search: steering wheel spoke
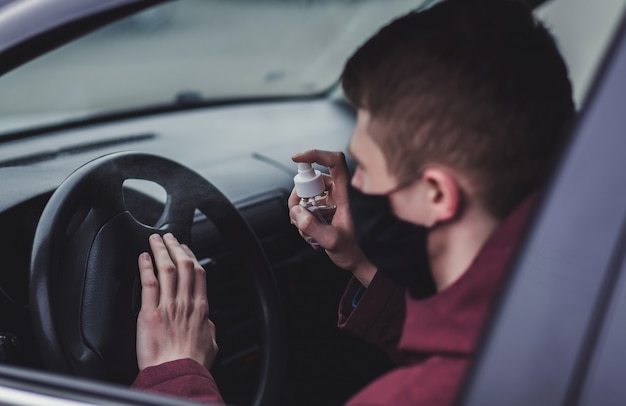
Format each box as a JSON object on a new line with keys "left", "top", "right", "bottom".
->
{"left": 153, "top": 199, "right": 195, "bottom": 244}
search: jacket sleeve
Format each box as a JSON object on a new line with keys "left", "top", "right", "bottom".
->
{"left": 131, "top": 358, "right": 225, "bottom": 405}
{"left": 337, "top": 272, "right": 408, "bottom": 364}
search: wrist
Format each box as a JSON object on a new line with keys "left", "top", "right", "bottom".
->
{"left": 351, "top": 259, "right": 377, "bottom": 288}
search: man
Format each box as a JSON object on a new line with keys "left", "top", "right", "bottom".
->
{"left": 131, "top": 0, "right": 574, "bottom": 404}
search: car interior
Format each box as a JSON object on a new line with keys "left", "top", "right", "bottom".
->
{"left": 0, "top": 0, "right": 625, "bottom": 405}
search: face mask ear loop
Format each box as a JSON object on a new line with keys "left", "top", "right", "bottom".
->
{"left": 382, "top": 166, "right": 430, "bottom": 197}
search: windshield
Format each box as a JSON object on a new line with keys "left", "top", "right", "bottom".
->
{"left": 0, "top": 0, "right": 424, "bottom": 137}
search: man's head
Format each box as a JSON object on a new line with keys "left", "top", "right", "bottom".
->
{"left": 344, "top": 0, "right": 574, "bottom": 222}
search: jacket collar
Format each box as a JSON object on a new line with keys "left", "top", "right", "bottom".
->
{"left": 398, "top": 194, "right": 539, "bottom": 355}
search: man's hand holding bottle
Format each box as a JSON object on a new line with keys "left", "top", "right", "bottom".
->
{"left": 288, "top": 149, "right": 377, "bottom": 287}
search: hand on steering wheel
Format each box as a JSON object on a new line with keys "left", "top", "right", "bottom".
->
{"left": 136, "top": 233, "right": 218, "bottom": 372}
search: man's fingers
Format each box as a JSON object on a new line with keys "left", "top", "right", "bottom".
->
{"left": 180, "top": 242, "right": 201, "bottom": 267}
{"left": 181, "top": 243, "right": 208, "bottom": 305}
{"left": 291, "top": 149, "right": 345, "bottom": 168}
{"left": 149, "top": 234, "right": 177, "bottom": 302}
{"left": 162, "top": 233, "right": 196, "bottom": 301}
{"left": 288, "top": 187, "right": 301, "bottom": 211}
{"left": 138, "top": 251, "right": 159, "bottom": 310}
{"left": 290, "top": 205, "right": 340, "bottom": 248}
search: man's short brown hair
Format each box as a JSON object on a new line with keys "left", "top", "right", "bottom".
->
{"left": 341, "top": 0, "right": 574, "bottom": 219}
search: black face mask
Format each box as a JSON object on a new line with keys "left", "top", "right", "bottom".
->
{"left": 347, "top": 183, "right": 436, "bottom": 298}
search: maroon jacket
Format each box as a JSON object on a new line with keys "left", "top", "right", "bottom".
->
{"left": 132, "top": 197, "right": 536, "bottom": 405}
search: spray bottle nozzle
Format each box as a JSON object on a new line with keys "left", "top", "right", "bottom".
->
{"left": 297, "top": 162, "right": 315, "bottom": 177}
{"left": 293, "top": 162, "right": 325, "bottom": 198}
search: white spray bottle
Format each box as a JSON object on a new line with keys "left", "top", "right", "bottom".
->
{"left": 293, "top": 162, "right": 337, "bottom": 245}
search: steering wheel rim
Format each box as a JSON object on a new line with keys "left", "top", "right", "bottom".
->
{"left": 29, "top": 151, "right": 285, "bottom": 406}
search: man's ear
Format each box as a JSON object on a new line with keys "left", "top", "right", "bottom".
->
{"left": 422, "top": 167, "right": 461, "bottom": 225}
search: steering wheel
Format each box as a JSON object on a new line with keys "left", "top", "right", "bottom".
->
{"left": 29, "top": 151, "right": 285, "bottom": 406}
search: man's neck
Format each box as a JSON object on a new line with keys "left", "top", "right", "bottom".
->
{"left": 428, "top": 207, "right": 500, "bottom": 292}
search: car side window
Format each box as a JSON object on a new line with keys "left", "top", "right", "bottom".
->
{"left": 535, "top": 0, "right": 626, "bottom": 106}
